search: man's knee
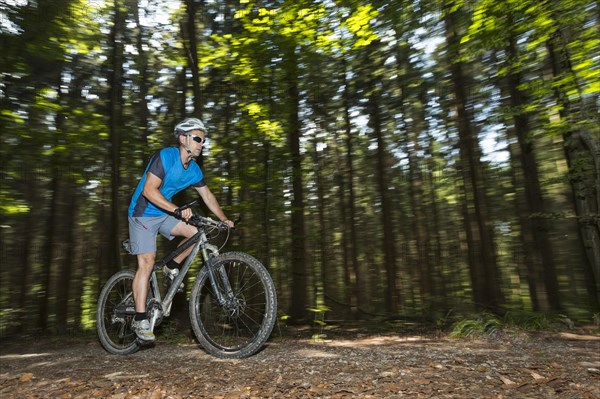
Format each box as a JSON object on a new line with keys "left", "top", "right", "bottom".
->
{"left": 137, "top": 253, "right": 155, "bottom": 271}
{"left": 171, "top": 221, "right": 196, "bottom": 238}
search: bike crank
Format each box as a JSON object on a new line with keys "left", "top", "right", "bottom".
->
{"left": 147, "top": 298, "right": 164, "bottom": 330}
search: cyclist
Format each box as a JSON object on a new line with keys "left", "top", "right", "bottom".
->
{"left": 127, "top": 117, "right": 234, "bottom": 342}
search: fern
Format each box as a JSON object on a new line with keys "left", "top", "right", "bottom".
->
{"left": 450, "top": 312, "right": 502, "bottom": 338}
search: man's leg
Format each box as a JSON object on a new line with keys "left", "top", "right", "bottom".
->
{"left": 162, "top": 222, "right": 198, "bottom": 292}
{"left": 170, "top": 221, "right": 199, "bottom": 264}
{"left": 132, "top": 252, "right": 156, "bottom": 342}
{"left": 133, "top": 252, "right": 155, "bottom": 313}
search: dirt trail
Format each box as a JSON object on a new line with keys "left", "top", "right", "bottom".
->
{"left": 1, "top": 331, "right": 599, "bottom": 398}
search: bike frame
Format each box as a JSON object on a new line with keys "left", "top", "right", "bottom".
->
{"left": 98, "top": 208, "right": 277, "bottom": 358}
{"left": 146, "top": 223, "right": 232, "bottom": 330}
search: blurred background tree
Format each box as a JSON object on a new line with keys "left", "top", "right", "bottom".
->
{"left": 0, "top": 0, "right": 598, "bottom": 335}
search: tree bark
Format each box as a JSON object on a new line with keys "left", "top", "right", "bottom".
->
{"left": 502, "top": 31, "right": 561, "bottom": 311}
{"left": 368, "top": 87, "right": 399, "bottom": 314}
{"left": 184, "top": 0, "right": 203, "bottom": 116}
{"left": 341, "top": 59, "right": 361, "bottom": 317}
{"left": 546, "top": 33, "right": 600, "bottom": 308}
{"left": 108, "top": 0, "right": 125, "bottom": 273}
{"left": 397, "top": 38, "right": 433, "bottom": 312}
{"left": 444, "top": 4, "right": 503, "bottom": 311}
{"left": 286, "top": 46, "right": 308, "bottom": 321}
{"left": 131, "top": 0, "right": 151, "bottom": 161}
{"left": 38, "top": 165, "right": 61, "bottom": 332}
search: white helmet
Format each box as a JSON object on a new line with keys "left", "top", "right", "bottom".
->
{"left": 174, "top": 117, "right": 207, "bottom": 139}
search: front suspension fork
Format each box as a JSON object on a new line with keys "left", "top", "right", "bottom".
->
{"left": 203, "top": 247, "right": 234, "bottom": 306}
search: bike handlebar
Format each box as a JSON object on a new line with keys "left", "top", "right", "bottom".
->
{"left": 172, "top": 200, "right": 197, "bottom": 218}
{"left": 171, "top": 200, "right": 237, "bottom": 230}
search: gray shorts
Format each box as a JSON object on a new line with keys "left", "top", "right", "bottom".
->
{"left": 128, "top": 215, "right": 180, "bottom": 255}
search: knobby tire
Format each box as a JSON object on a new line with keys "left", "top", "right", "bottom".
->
{"left": 96, "top": 269, "right": 141, "bottom": 355}
{"left": 189, "top": 252, "right": 277, "bottom": 359}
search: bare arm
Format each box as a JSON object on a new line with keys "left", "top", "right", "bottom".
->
{"left": 142, "top": 172, "right": 231, "bottom": 225}
{"left": 195, "top": 185, "right": 234, "bottom": 227}
{"left": 141, "top": 172, "right": 179, "bottom": 214}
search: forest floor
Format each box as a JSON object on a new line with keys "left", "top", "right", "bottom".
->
{"left": 1, "top": 325, "right": 599, "bottom": 399}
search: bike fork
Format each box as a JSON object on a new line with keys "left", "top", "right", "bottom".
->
{"left": 206, "top": 259, "right": 235, "bottom": 306}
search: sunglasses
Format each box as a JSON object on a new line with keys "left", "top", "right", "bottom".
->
{"left": 191, "top": 135, "right": 207, "bottom": 144}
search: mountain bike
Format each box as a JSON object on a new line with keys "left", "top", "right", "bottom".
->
{"left": 96, "top": 201, "right": 277, "bottom": 358}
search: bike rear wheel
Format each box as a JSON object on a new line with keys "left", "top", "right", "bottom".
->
{"left": 96, "top": 269, "right": 140, "bottom": 355}
{"left": 189, "top": 252, "right": 277, "bottom": 358}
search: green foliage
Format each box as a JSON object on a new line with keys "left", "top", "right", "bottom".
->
{"left": 450, "top": 311, "right": 578, "bottom": 338}
{"left": 279, "top": 312, "right": 291, "bottom": 324}
{"left": 0, "top": 202, "right": 30, "bottom": 216}
{"left": 308, "top": 305, "right": 330, "bottom": 326}
{"left": 503, "top": 311, "right": 575, "bottom": 331}
{"left": 0, "top": 0, "right": 598, "bottom": 335}
{"left": 307, "top": 305, "right": 331, "bottom": 342}
{"left": 0, "top": 308, "right": 21, "bottom": 336}
{"left": 450, "top": 312, "right": 503, "bottom": 338}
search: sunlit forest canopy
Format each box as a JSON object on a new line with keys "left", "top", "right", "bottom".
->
{"left": 0, "top": 0, "right": 598, "bottom": 335}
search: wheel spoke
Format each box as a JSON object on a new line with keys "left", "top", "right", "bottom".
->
{"left": 97, "top": 270, "right": 140, "bottom": 355}
{"left": 189, "top": 252, "right": 277, "bottom": 358}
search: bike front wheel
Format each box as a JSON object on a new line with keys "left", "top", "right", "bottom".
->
{"left": 189, "top": 252, "right": 277, "bottom": 358}
{"left": 96, "top": 269, "right": 140, "bottom": 355}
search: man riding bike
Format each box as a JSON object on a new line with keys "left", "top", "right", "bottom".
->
{"left": 127, "top": 117, "right": 234, "bottom": 342}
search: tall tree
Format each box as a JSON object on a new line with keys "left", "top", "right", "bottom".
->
{"left": 285, "top": 41, "right": 309, "bottom": 321}
{"left": 463, "top": 0, "right": 563, "bottom": 311}
{"left": 183, "top": 0, "right": 203, "bottom": 116}
{"left": 341, "top": 58, "right": 361, "bottom": 317}
{"left": 502, "top": 28, "right": 560, "bottom": 311}
{"left": 107, "top": 0, "right": 125, "bottom": 273}
{"left": 443, "top": 0, "right": 503, "bottom": 311}
{"left": 367, "top": 78, "right": 399, "bottom": 313}
{"left": 546, "top": 26, "right": 600, "bottom": 307}
{"left": 130, "top": 0, "right": 151, "bottom": 158}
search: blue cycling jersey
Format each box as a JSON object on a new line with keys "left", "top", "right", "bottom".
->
{"left": 128, "top": 147, "right": 205, "bottom": 217}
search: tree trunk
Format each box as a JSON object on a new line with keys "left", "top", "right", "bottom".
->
{"left": 286, "top": 47, "right": 308, "bottom": 321}
{"left": 16, "top": 176, "right": 39, "bottom": 332}
{"left": 131, "top": 0, "right": 151, "bottom": 161}
{"left": 444, "top": 5, "right": 503, "bottom": 311}
{"left": 425, "top": 132, "right": 449, "bottom": 312}
{"left": 398, "top": 40, "right": 433, "bottom": 312}
{"left": 342, "top": 59, "right": 360, "bottom": 317}
{"left": 547, "top": 33, "right": 600, "bottom": 308}
{"left": 333, "top": 127, "right": 353, "bottom": 318}
{"left": 503, "top": 32, "right": 561, "bottom": 311}
{"left": 368, "top": 87, "right": 399, "bottom": 314}
{"left": 409, "top": 87, "right": 433, "bottom": 312}
{"left": 38, "top": 169, "right": 61, "bottom": 332}
{"left": 108, "top": 0, "right": 125, "bottom": 273}
{"left": 312, "top": 125, "right": 328, "bottom": 310}
{"left": 263, "top": 78, "right": 273, "bottom": 269}
{"left": 184, "top": 0, "right": 202, "bottom": 116}
{"left": 54, "top": 78, "right": 77, "bottom": 333}
{"left": 55, "top": 183, "right": 77, "bottom": 333}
